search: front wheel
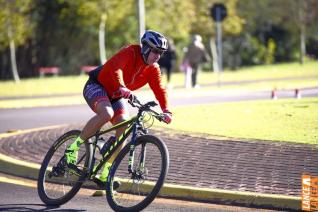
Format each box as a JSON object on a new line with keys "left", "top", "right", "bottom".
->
{"left": 37, "top": 130, "right": 93, "bottom": 206}
{"left": 106, "top": 135, "right": 169, "bottom": 212}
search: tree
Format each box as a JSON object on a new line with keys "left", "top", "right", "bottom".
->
{"left": 189, "top": 0, "right": 244, "bottom": 70}
{"left": 188, "top": 0, "right": 243, "bottom": 37}
{"left": 295, "top": 0, "right": 318, "bottom": 64}
{"left": 32, "top": 0, "right": 135, "bottom": 74}
{"left": 145, "top": 0, "right": 195, "bottom": 42}
{"left": 0, "top": 0, "right": 33, "bottom": 82}
{"left": 68, "top": 0, "right": 135, "bottom": 64}
{"left": 238, "top": 0, "right": 318, "bottom": 64}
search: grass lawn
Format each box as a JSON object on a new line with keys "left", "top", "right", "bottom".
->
{"left": 161, "top": 98, "right": 318, "bottom": 145}
{"left": 0, "top": 60, "right": 317, "bottom": 97}
{"left": 167, "top": 60, "right": 318, "bottom": 89}
{"left": 0, "top": 75, "right": 88, "bottom": 97}
{"left": 0, "top": 61, "right": 317, "bottom": 144}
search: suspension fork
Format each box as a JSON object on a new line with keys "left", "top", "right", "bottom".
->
{"left": 128, "top": 123, "right": 138, "bottom": 174}
{"left": 139, "top": 143, "right": 147, "bottom": 172}
{"left": 127, "top": 123, "right": 148, "bottom": 175}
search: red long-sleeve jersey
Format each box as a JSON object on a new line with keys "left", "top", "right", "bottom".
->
{"left": 92, "top": 44, "right": 168, "bottom": 110}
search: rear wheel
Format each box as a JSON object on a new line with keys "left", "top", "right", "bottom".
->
{"left": 106, "top": 135, "right": 169, "bottom": 212}
{"left": 37, "top": 130, "right": 93, "bottom": 206}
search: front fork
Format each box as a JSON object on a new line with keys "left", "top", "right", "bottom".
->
{"left": 128, "top": 123, "right": 147, "bottom": 175}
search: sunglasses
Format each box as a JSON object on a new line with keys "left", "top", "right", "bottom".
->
{"left": 151, "top": 48, "right": 164, "bottom": 55}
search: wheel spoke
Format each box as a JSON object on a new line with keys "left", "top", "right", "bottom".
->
{"left": 106, "top": 135, "right": 169, "bottom": 211}
{"left": 37, "top": 130, "right": 90, "bottom": 206}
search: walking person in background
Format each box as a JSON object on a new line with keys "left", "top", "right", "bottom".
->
{"left": 158, "top": 38, "right": 177, "bottom": 89}
{"left": 182, "top": 34, "right": 209, "bottom": 88}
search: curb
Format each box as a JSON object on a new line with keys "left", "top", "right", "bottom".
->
{"left": 0, "top": 128, "right": 301, "bottom": 211}
{"left": 159, "top": 184, "right": 300, "bottom": 210}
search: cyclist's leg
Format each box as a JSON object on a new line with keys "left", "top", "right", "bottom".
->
{"left": 80, "top": 100, "right": 114, "bottom": 140}
{"left": 99, "top": 99, "right": 129, "bottom": 181}
{"left": 66, "top": 79, "right": 114, "bottom": 165}
{"left": 111, "top": 98, "right": 130, "bottom": 138}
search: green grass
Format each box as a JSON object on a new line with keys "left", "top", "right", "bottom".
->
{"left": 161, "top": 98, "right": 318, "bottom": 145}
{"left": 0, "top": 60, "right": 317, "bottom": 97}
{"left": 0, "top": 75, "right": 88, "bottom": 97}
{"left": 0, "top": 61, "right": 317, "bottom": 144}
{"left": 168, "top": 60, "right": 318, "bottom": 89}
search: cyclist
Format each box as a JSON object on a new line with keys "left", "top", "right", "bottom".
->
{"left": 65, "top": 30, "right": 172, "bottom": 185}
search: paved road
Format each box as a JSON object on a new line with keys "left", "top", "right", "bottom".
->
{"left": 0, "top": 173, "right": 279, "bottom": 212}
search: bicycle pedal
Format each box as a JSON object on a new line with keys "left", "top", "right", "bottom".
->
{"left": 92, "top": 178, "right": 106, "bottom": 189}
{"left": 92, "top": 178, "right": 121, "bottom": 190}
{"left": 66, "top": 163, "right": 85, "bottom": 176}
{"left": 50, "top": 166, "right": 65, "bottom": 177}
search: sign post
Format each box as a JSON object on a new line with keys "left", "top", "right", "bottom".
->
{"left": 210, "top": 4, "right": 227, "bottom": 72}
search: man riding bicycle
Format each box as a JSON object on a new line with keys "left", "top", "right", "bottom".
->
{"left": 65, "top": 30, "right": 173, "bottom": 185}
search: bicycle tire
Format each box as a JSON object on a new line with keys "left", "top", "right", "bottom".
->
{"left": 106, "top": 135, "right": 169, "bottom": 212}
{"left": 37, "top": 130, "right": 93, "bottom": 206}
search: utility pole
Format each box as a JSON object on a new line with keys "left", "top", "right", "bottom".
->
{"left": 137, "top": 0, "right": 145, "bottom": 41}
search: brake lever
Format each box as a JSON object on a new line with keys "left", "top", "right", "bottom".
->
{"left": 128, "top": 94, "right": 141, "bottom": 107}
{"left": 154, "top": 113, "right": 165, "bottom": 122}
{"left": 148, "top": 101, "right": 158, "bottom": 107}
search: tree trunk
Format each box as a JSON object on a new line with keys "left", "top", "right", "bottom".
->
{"left": 298, "top": 0, "right": 307, "bottom": 65}
{"left": 8, "top": 27, "right": 20, "bottom": 83}
{"left": 99, "top": 13, "right": 107, "bottom": 65}
{"left": 299, "top": 24, "right": 306, "bottom": 64}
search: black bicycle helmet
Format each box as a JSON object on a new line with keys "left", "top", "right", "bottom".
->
{"left": 141, "top": 30, "right": 168, "bottom": 63}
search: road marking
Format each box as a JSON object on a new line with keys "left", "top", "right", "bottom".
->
{"left": 0, "top": 176, "right": 36, "bottom": 188}
{"left": 0, "top": 174, "right": 97, "bottom": 196}
{"left": 0, "top": 124, "right": 67, "bottom": 139}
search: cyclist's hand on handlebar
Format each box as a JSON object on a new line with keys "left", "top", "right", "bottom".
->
{"left": 113, "top": 86, "right": 131, "bottom": 99}
{"left": 162, "top": 109, "right": 172, "bottom": 124}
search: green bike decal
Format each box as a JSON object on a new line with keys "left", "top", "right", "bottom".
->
{"left": 102, "top": 124, "right": 133, "bottom": 158}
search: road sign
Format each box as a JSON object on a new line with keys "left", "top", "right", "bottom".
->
{"left": 210, "top": 3, "right": 227, "bottom": 22}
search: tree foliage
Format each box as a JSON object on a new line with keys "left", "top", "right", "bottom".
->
{"left": 145, "top": 0, "right": 195, "bottom": 42}
{"left": 189, "top": 0, "right": 244, "bottom": 37}
{"left": 0, "top": 0, "right": 33, "bottom": 50}
{"left": 0, "top": 0, "right": 317, "bottom": 80}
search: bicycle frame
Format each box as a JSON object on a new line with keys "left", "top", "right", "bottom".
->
{"left": 89, "top": 113, "right": 145, "bottom": 178}
{"left": 38, "top": 96, "right": 168, "bottom": 210}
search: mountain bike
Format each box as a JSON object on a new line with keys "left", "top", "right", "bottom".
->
{"left": 37, "top": 95, "right": 170, "bottom": 212}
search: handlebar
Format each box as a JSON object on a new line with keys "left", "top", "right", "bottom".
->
{"left": 128, "top": 95, "right": 166, "bottom": 123}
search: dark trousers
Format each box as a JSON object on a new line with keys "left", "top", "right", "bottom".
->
{"left": 190, "top": 63, "right": 199, "bottom": 87}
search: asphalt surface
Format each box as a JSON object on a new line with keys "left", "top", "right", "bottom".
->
{"left": 0, "top": 175, "right": 278, "bottom": 212}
